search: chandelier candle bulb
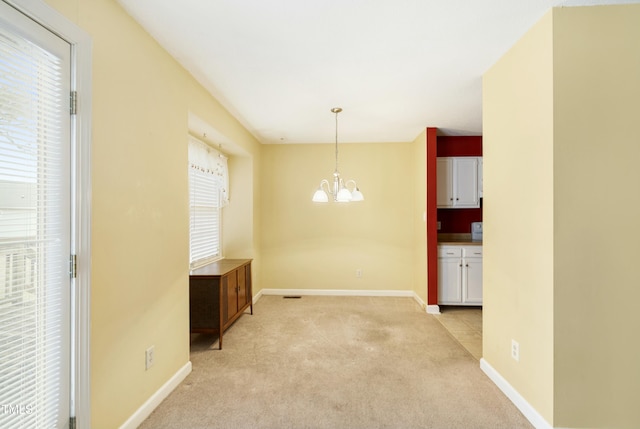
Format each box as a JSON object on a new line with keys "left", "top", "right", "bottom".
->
{"left": 312, "top": 107, "right": 364, "bottom": 203}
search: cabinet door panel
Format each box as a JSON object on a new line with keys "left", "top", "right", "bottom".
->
{"left": 438, "top": 257, "right": 462, "bottom": 304}
{"left": 437, "top": 158, "right": 453, "bottom": 207}
{"left": 237, "top": 265, "right": 247, "bottom": 306}
{"left": 454, "top": 158, "right": 479, "bottom": 207}
{"left": 243, "top": 264, "right": 252, "bottom": 306}
{"left": 478, "top": 157, "right": 483, "bottom": 198}
{"left": 226, "top": 273, "right": 238, "bottom": 321}
{"left": 463, "top": 258, "right": 483, "bottom": 304}
{"left": 221, "top": 277, "right": 229, "bottom": 323}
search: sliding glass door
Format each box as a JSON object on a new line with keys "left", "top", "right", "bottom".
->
{"left": 0, "top": 1, "right": 72, "bottom": 427}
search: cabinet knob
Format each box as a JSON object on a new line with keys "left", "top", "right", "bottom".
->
{"left": 465, "top": 264, "right": 469, "bottom": 267}
{"left": 456, "top": 198, "right": 459, "bottom": 201}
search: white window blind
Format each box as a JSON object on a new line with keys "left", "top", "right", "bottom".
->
{"left": 0, "top": 4, "right": 71, "bottom": 428}
{"left": 188, "top": 136, "right": 229, "bottom": 268}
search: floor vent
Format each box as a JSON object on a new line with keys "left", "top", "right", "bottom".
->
{"left": 283, "top": 296, "right": 302, "bottom": 299}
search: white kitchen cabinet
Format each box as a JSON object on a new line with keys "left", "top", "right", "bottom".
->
{"left": 437, "top": 157, "right": 480, "bottom": 208}
{"left": 478, "top": 157, "right": 483, "bottom": 198}
{"left": 438, "top": 245, "right": 483, "bottom": 305}
{"left": 437, "top": 246, "right": 462, "bottom": 303}
{"left": 462, "top": 247, "right": 483, "bottom": 304}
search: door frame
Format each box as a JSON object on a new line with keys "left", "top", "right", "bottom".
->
{"left": 3, "top": 1, "right": 93, "bottom": 427}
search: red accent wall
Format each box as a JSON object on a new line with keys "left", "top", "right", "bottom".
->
{"left": 438, "top": 207, "right": 483, "bottom": 233}
{"left": 437, "top": 136, "right": 482, "bottom": 233}
{"left": 437, "top": 136, "right": 482, "bottom": 157}
{"left": 426, "top": 128, "right": 438, "bottom": 307}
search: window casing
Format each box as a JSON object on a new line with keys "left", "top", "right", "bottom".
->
{"left": 188, "top": 136, "right": 229, "bottom": 269}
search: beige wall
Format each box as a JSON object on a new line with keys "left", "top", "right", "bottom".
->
{"left": 484, "top": 4, "right": 640, "bottom": 428}
{"left": 552, "top": 5, "right": 640, "bottom": 428}
{"left": 260, "top": 142, "right": 418, "bottom": 293}
{"left": 44, "top": 0, "right": 262, "bottom": 427}
{"left": 482, "top": 10, "right": 555, "bottom": 422}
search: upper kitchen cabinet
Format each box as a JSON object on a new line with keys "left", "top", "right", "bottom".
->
{"left": 478, "top": 157, "right": 483, "bottom": 198}
{"left": 437, "top": 157, "right": 480, "bottom": 208}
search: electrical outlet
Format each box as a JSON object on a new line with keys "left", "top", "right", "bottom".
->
{"left": 511, "top": 340, "right": 519, "bottom": 362}
{"left": 145, "top": 346, "right": 155, "bottom": 370}
{"left": 355, "top": 269, "right": 363, "bottom": 278}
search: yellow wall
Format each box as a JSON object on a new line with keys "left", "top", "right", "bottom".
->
{"left": 482, "top": 10, "right": 555, "bottom": 422}
{"left": 260, "top": 142, "right": 417, "bottom": 293}
{"left": 552, "top": 5, "right": 640, "bottom": 428}
{"left": 224, "top": 155, "right": 256, "bottom": 259}
{"left": 43, "top": 0, "right": 262, "bottom": 427}
{"left": 484, "top": 4, "right": 640, "bottom": 428}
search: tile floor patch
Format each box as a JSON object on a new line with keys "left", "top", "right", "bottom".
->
{"left": 433, "top": 306, "right": 482, "bottom": 360}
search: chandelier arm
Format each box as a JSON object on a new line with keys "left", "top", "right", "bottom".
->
{"left": 319, "top": 179, "right": 331, "bottom": 194}
{"left": 345, "top": 179, "right": 357, "bottom": 191}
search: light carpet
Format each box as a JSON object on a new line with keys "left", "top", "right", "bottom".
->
{"left": 140, "top": 295, "right": 532, "bottom": 429}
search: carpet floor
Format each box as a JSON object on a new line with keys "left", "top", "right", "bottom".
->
{"left": 140, "top": 295, "right": 533, "bottom": 429}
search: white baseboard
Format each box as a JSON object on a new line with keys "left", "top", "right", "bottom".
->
{"left": 259, "top": 288, "right": 416, "bottom": 298}
{"left": 119, "top": 361, "right": 192, "bottom": 429}
{"left": 480, "top": 358, "right": 554, "bottom": 429}
{"left": 256, "top": 288, "right": 428, "bottom": 312}
{"left": 412, "top": 293, "right": 426, "bottom": 310}
{"left": 426, "top": 304, "right": 440, "bottom": 314}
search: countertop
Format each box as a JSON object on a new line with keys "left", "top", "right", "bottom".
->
{"left": 437, "top": 233, "right": 482, "bottom": 246}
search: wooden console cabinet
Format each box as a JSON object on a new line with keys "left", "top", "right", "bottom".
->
{"left": 189, "top": 259, "right": 253, "bottom": 349}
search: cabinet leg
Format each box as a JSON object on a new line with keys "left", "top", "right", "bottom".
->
{"left": 218, "top": 319, "right": 223, "bottom": 350}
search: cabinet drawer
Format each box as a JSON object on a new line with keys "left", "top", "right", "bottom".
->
{"left": 438, "top": 246, "right": 462, "bottom": 257}
{"left": 462, "top": 246, "right": 483, "bottom": 257}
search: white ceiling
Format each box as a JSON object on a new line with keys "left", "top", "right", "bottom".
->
{"left": 118, "top": 0, "right": 637, "bottom": 144}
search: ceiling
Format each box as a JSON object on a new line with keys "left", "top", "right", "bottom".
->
{"left": 117, "top": 0, "right": 637, "bottom": 144}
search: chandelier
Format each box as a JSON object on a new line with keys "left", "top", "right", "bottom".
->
{"left": 312, "top": 107, "right": 364, "bottom": 203}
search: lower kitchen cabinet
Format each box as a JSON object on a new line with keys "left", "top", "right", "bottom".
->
{"left": 438, "top": 245, "right": 482, "bottom": 305}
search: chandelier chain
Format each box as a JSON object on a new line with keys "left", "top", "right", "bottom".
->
{"left": 333, "top": 108, "right": 340, "bottom": 174}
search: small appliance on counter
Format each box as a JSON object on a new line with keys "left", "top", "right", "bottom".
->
{"left": 471, "top": 222, "right": 483, "bottom": 242}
